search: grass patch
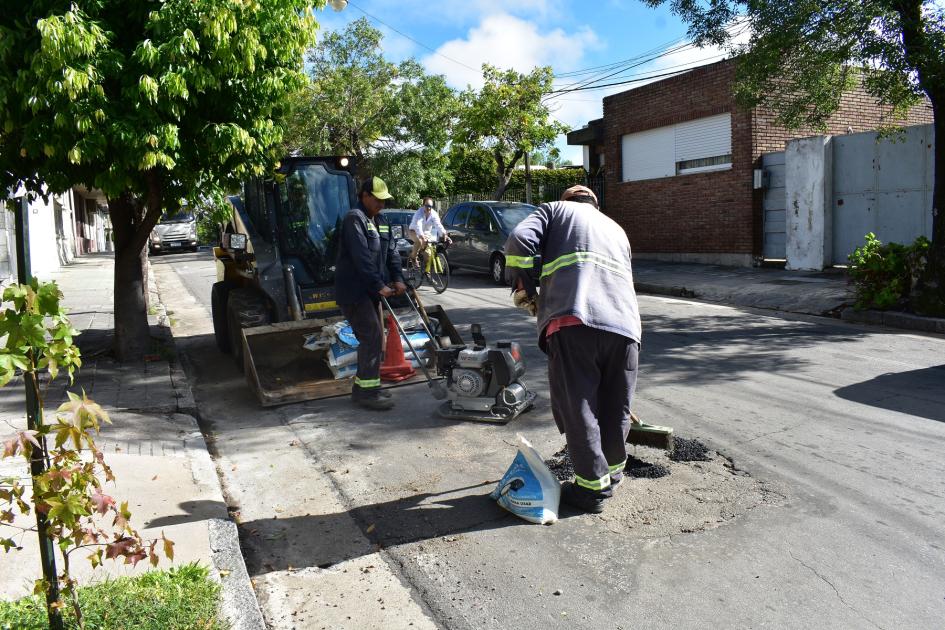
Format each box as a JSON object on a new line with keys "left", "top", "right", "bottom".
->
{"left": 0, "top": 563, "right": 226, "bottom": 630}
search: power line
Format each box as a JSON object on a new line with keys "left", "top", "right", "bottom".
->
{"left": 552, "top": 35, "right": 689, "bottom": 79}
{"left": 346, "top": 0, "right": 482, "bottom": 74}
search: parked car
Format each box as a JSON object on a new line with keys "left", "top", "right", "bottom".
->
{"left": 150, "top": 210, "right": 198, "bottom": 253}
{"left": 441, "top": 201, "right": 539, "bottom": 284}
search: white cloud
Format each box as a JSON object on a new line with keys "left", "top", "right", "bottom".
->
{"left": 422, "top": 13, "right": 599, "bottom": 90}
{"left": 547, "top": 21, "right": 750, "bottom": 164}
{"left": 365, "top": 0, "right": 564, "bottom": 26}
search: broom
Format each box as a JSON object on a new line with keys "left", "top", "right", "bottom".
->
{"left": 627, "top": 410, "right": 674, "bottom": 451}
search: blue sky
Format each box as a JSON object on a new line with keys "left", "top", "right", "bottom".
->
{"left": 314, "top": 0, "right": 733, "bottom": 164}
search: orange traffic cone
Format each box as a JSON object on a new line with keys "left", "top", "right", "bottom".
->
{"left": 380, "top": 314, "right": 416, "bottom": 382}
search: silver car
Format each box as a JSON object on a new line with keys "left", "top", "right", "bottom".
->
{"left": 150, "top": 211, "right": 198, "bottom": 253}
{"left": 442, "top": 201, "right": 538, "bottom": 284}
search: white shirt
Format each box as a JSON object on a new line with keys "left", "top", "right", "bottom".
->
{"left": 409, "top": 207, "right": 445, "bottom": 240}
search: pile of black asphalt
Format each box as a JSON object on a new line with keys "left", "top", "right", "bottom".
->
{"left": 669, "top": 437, "right": 712, "bottom": 462}
{"left": 545, "top": 445, "right": 672, "bottom": 480}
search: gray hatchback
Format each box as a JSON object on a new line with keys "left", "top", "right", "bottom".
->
{"left": 442, "top": 201, "right": 538, "bottom": 284}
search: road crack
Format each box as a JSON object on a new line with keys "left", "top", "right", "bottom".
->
{"left": 788, "top": 551, "right": 884, "bottom": 630}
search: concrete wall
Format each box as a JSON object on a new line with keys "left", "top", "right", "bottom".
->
{"left": 2, "top": 188, "right": 82, "bottom": 283}
{"left": 781, "top": 124, "right": 934, "bottom": 269}
{"left": 785, "top": 136, "right": 833, "bottom": 270}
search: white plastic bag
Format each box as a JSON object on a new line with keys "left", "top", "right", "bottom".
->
{"left": 490, "top": 434, "right": 560, "bottom": 525}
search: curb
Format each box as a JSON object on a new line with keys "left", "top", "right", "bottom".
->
{"left": 841, "top": 307, "right": 945, "bottom": 334}
{"left": 147, "top": 260, "right": 265, "bottom": 630}
{"left": 635, "top": 281, "right": 698, "bottom": 299}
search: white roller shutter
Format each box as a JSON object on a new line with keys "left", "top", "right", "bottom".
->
{"left": 622, "top": 126, "right": 675, "bottom": 182}
{"left": 675, "top": 113, "right": 731, "bottom": 162}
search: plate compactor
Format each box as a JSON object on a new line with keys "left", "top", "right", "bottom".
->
{"left": 433, "top": 324, "right": 536, "bottom": 423}
{"left": 382, "top": 294, "right": 536, "bottom": 424}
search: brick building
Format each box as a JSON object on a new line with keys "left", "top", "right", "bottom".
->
{"left": 568, "top": 59, "right": 934, "bottom": 266}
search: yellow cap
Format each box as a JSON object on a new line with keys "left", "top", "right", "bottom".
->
{"left": 362, "top": 176, "right": 393, "bottom": 200}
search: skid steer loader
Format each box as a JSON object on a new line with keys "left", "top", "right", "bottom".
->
{"left": 211, "top": 156, "right": 462, "bottom": 406}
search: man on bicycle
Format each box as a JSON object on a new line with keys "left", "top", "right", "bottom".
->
{"left": 408, "top": 197, "right": 451, "bottom": 270}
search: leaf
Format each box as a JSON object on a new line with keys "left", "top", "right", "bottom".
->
{"left": 90, "top": 491, "right": 115, "bottom": 516}
{"left": 162, "top": 533, "right": 175, "bottom": 562}
{"left": 105, "top": 537, "right": 136, "bottom": 560}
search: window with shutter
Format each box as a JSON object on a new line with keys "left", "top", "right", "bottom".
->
{"left": 621, "top": 113, "right": 732, "bottom": 182}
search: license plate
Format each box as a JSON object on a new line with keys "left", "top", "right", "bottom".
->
{"left": 170, "top": 242, "right": 181, "bottom": 247}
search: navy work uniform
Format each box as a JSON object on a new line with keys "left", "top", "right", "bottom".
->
{"left": 334, "top": 198, "right": 403, "bottom": 404}
{"left": 504, "top": 185, "right": 642, "bottom": 512}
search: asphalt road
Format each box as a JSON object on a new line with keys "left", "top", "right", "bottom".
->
{"left": 152, "top": 249, "right": 945, "bottom": 630}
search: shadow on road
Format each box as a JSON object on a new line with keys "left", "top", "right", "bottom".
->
{"left": 238, "top": 481, "right": 572, "bottom": 576}
{"left": 833, "top": 365, "right": 945, "bottom": 423}
{"left": 640, "top": 312, "right": 866, "bottom": 385}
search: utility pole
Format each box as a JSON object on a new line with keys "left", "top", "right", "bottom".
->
{"left": 14, "top": 197, "right": 64, "bottom": 630}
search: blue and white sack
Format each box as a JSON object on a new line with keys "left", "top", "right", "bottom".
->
{"left": 490, "top": 434, "right": 560, "bottom": 525}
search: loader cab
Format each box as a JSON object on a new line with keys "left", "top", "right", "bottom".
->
{"left": 219, "top": 156, "right": 356, "bottom": 322}
{"left": 274, "top": 158, "right": 355, "bottom": 287}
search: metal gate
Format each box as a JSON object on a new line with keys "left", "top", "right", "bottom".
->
{"left": 832, "top": 125, "right": 934, "bottom": 263}
{"left": 762, "top": 151, "right": 786, "bottom": 259}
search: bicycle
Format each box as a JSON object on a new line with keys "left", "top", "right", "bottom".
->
{"left": 405, "top": 239, "right": 450, "bottom": 294}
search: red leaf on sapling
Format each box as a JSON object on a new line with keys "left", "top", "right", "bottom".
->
{"left": 90, "top": 491, "right": 114, "bottom": 516}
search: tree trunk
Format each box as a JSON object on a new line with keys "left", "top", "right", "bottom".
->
{"left": 493, "top": 173, "right": 512, "bottom": 200}
{"left": 916, "top": 94, "right": 945, "bottom": 315}
{"left": 492, "top": 149, "right": 524, "bottom": 200}
{"left": 109, "top": 194, "right": 152, "bottom": 361}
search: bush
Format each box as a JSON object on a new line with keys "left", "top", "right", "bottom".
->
{"left": 847, "top": 232, "right": 930, "bottom": 310}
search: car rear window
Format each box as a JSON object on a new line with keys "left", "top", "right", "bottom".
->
{"left": 492, "top": 204, "right": 537, "bottom": 230}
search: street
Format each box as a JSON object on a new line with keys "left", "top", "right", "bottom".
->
{"left": 152, "top": 249, "right": 945, "bottom": 630}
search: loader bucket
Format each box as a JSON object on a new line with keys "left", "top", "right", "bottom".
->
{"left": 240, "top": 305, "right": 463, "bottom": 407}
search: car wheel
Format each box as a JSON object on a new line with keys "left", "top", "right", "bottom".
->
{"left": 226, "top": 288, "right": 271, "bottom": 372}
{"left": 211, "top": 281, "right": 236, "bottom": 354}
{"left": 491, "top": 254, "right": 506, "bottom": 285}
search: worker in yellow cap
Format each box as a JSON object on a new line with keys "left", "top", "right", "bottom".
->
{"left": 504, "top": 185, "right": 642, "bottom": 513}
{"left": 335, "top": 177, "right": 407, "bottom": 410}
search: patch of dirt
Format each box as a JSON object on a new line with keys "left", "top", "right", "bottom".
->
{"left": 544, "top": 439, "right": 781, "bottom": 537}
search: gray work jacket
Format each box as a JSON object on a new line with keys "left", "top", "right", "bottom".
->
{"left": 504, "top": 200, "right": 642, "bottom": 350}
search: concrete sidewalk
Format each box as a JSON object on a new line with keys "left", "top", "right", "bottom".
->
{"left": 632, "top": 259, "right": 853, "bottom": 316}
{"left": 0, "top": 254, "right": 261, "bottom": 629}
{"left": 632, "top": 259, "right": 945, "bottom": 333}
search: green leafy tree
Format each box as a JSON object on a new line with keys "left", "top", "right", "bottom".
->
{"left": 455, "top": 65, "right": 569, "bottom": 199}
{"left": 0, "top": 1, "right": 321, "bottom": 360}
{"left": 286, "top": 18, "right": 458, "bottom": 207}
{"left": 446, "top": 146, "right": 498, "bottom": 195}
{"left": 644, "top": 0, "right": 945, "bottom": 314}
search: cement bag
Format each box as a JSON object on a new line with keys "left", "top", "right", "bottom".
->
{"left": 490, "top": 434, "right": 560, "bottom": 525}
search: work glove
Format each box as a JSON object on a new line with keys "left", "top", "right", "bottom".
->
{"left": 512, "top": 289, "right": 538, "bottom": 317}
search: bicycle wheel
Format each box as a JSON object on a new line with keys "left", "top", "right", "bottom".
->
{"left": 429, "top": 253, "right": 450, "bottom": 294}
{"left": 405, "top": 263, "right": 424, "bottom": 289}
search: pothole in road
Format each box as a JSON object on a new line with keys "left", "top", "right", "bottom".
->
{"left": 544, "top": 439, "right": 779, "bottom": 537}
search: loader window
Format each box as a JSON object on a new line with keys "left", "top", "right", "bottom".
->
{"left": 279, "top": 163, "right": 351, "bottom": 284}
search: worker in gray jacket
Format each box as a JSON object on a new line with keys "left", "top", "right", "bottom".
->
{"left": 505, "top": 185, "right": 642, "bottom": 513}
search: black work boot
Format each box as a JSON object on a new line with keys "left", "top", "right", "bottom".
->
{"left": 352, "top": 385, "right": 394, "bottom": 410}
{"left": 352, "top": 383, "right": 391, "bottom": 399}
{"left": 561, "top": 482, "right": 607, "bottom": 514}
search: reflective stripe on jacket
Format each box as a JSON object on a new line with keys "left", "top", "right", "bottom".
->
{"left": 504, "top": 200, "right": 641, "bottom": 349}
